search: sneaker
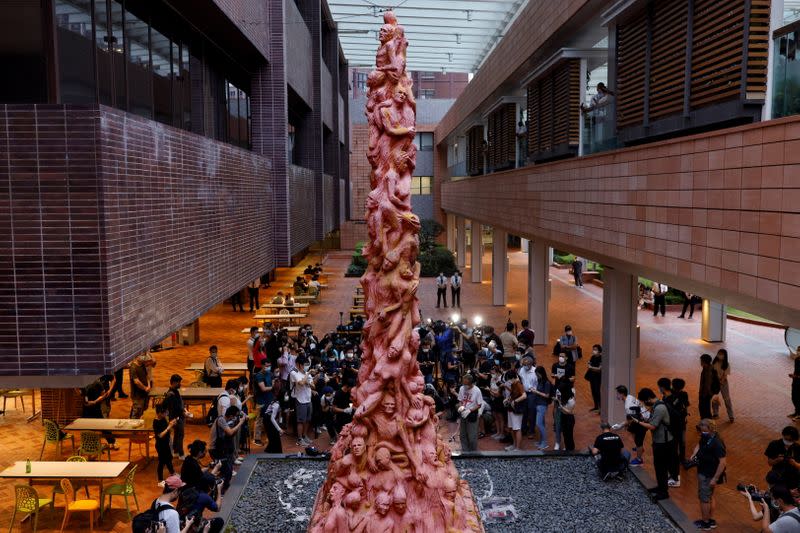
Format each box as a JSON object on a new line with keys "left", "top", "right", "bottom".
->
{"left": 157, "top": 481, "right": 166, "bottom": 488}
{"left": 706, "top": 519, "right": 717, "bottom": 529}
{"left": 630, "top": 458, "right": 644, "bottom": 466}
{"left": 692, "top": 520, "right": 706, "bottom": 530}
{"left": 237, "top": 455, "right": 245, "bottom": 461}
{"left": 668, "top": 478, "right": 681, "bottom": 487}
{"left": 538, "top": 444, "right": 549, "bottom": 450}
{"left": 234, "top": 458, "right": 243, "bottom": 465}
{"left": 554, "top": 444, "right": 560, "bottom": 451}
{"left": 490, "top": 434, "right": 504, "bottom": 441}
{"left": 231, "top": 470, "right": 237, "bottom": 477}
{"left": 504, "top": 445, "right": 517, "bottom": 451}
{"left": 296, "top": 440, "right": 305, "bottom": 446}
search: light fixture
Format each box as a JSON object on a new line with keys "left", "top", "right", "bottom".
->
{"left": 466, "top": 10, "right": 473, "bottom": 21}
{"left": 474, "top": 315, "right": 482, "bottom": 326}
{"left": 441, "top": 67, "right": 447, "bottom": 75}
{"left": 448, "top": 53, "right": 453, "bottom": 63}
{"left": 456, "top": 34, "right": 462, "bottom": 44}
{"left": 451, "top": 312, "right": 460, "bottom": 323}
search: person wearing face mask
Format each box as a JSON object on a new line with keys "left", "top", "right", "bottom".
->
{"left": 689, "top": 419, "right": 727, "bottom": 530}
{"left": 550, "top": 353, "right": 575, "bottom": 390}
{"left": 765, "top": 426, "right": 800, "bottom": 491}
{"left": 532, "top": 366, "right": 554, "bottom": 450}
{"left": 760, "top": 484, "right": 800, "bottom": 533}
{"left": 290, "top": 355, "right": 314, "bottom": 446}
{"left": 635, "top": 387, "right": 675, "bottom": 501}
{"left": 457, "top": 373, "right": 483, "bottom": 452}
{"left": 558, "top": 325, "right": 580, "bottom": 363}
{"left": 340, "top": 349, "right": 359, "bottom": 384}
{"left": 518, "top": 356, "right": 538, "bottom": 440}
{"left": 417, "top": 341, "right": 436, "bottom": 385}
{"left": 584, "top": 344, "right": 603, "bottom": 412}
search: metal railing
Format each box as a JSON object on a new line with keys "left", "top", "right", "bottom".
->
{"left": 581, "top": 101, "right": 618, "bottom": 156}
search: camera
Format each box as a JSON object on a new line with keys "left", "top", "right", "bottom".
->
{"left": 737, "top": 484, "right": 771, "bottom": 503}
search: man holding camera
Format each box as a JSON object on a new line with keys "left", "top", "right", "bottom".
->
{"left": 690, "top": 419, "right": 727, "bottom": 530}
{"left": 590, "top": 422, "right": 630, "bottom": 480}
{"left": 457, "top": 373, "right": 482, "bottom": 452}
{"left": 765, "top": 426, "right": 800, "bottom": 490}
{"left": 760, "top": 485, "right": 800, "bottom": 533}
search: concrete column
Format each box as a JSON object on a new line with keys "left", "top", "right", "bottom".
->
{"left": 527, "top": 241, "right": 549, "bottom": 345}
{"left": 471, "top": 222, "right": 482, "bottom": 283}
{"left": 456, "top": 217, "right": 466, "bottom": 269}
{"left": 446, "top": 214, "right": 456, "bottom": 251}
{"left": 701, "top": 300, "right": 727, "bottom": 342}
{"left": 491, "top": 228, "right": 507, "bottom": 306}
{"left": 601, "top": 268, "right": 639, "bottom": 424}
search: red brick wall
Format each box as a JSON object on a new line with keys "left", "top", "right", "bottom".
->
{"left": 441, "top": 117, "right": 800, "bottom": 324}
{"left": 0, "top": 104, "right": 274, "bottom": 379}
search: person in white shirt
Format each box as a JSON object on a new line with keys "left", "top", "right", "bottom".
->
{"left": 517, "top": 356, "right": 538, "bottom": 438}
{"left": 290, "top": 355, "right": 314, "bottom": 446}
{"left": 435, "top": 272, "right": 449, "bottom": 308}
{"left": 247, "top": 278, "right": 260, "bottom": 312}
{"left": 450, "top": 271, "right": 462, "bottom": 308}
{"left": 611, "top": 385, "right": 650, "bottom": 466}
{"left": 457, "top": 373, "right": 483, "bottom": 451}
{"left": 652, "top": 282, "right": 668, "bottom": 317}
{"left": 155, "top": 475, "right": 196, "bottom": 533}
{"left": 246, "top": 326, "right": 259, "bottom": 376}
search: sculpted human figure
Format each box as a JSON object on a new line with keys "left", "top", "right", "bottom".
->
{"left": 309, "top": 11, "right": 482, "bottom": 533}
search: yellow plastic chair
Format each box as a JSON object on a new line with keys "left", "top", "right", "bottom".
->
{"left": 128, "top": 409, "right": 156, "bottom": 461}
{"left": 51, "top": 456, "right": 90, "bottom": 507}
{"left": 77, "top": 431, "right": 111, "bottom": 461}
{"left": 58, "top": 478, "right": 100, "bottom": 533}
{"left": 9, "top": 485, "right": 52, "bottom": 533}
{"left": 100, "top": 465, "right": 139, "bottom": 520}
{"left": 39, "top": 419, "right": 75, "bottom": 459}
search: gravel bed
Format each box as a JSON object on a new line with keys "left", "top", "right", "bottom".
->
{"left": 226, "top": 456, "right": 677, "bottom": 533}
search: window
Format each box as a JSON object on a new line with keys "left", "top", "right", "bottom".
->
{"left": 411, "top": 176, "right": 431, "bottom": 195}
{"left": 786, "top": 0, "right": 800, "bottom": 25}
{"left": 126, "top": 9, "right": 151, "bottom": 118}
{"left": 55, "top": 0, "right": 95, "bottom": 104}
{"left": 413, "top": 132, "right": 434, "bottom": 150}
{"left": 420, "top": 89, "right": 435, "bottom": 99}
{"left": 772, "top": 31, "right": 800, "bottom": 118}
{"left": 355, "top": 72, "right": 367, "bottom": 93}
{"left": 420, "top": 71, "right": 436, "bottom": 80}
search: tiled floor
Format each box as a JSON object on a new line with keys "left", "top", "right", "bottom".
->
{"left": 0, "top": 248, "right": 790, "bottom": 532}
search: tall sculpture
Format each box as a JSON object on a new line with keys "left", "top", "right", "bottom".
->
{"left": 308, "top": 12, "right": 483, "bottom": 533}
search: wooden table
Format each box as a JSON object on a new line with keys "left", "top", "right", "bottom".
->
{"left": 294, "top": 294, "right": 320, "bottom": 303}
{"left": 64, "top": 418, "right": 148, "bottom": 433}
{"left": 184, "top": 362, "right": 248, "bottom": 374}
{"left": 0, "top": 460, "right": 130, "bottom": 515}
{"left": 240, "top": 326, "right": 300, "bottom": 334}
{"left": 253, "top": 313, "right": 307, "bottom": 326}
{"left": 261, "top": 302, "right": 309, "bottom": 311}
{"left": 149, "top": 387, "right": 224, "bottom": 401}
{"left": 350, "top": 308, "right": 365, "bottom": 320}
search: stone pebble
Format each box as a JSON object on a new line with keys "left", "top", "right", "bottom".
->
{"left": 227, "top": 456, "right": 677, "bottom": 532}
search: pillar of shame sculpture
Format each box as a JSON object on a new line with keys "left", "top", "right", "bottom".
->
{"left": 308, "top": 11, "right": 483, "bottom": 533}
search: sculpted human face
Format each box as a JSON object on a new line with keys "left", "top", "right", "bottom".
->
{"left": 382, "top": 396, "right": 396, "bottom": 415}
{"left": 351, "top": 437, "right": 366, "bottom": 458}
{"left": 375, "top": 448, "right": 391, "bottom": 468}
{"left": 376, "top": 496, "right": 391, "bottom": 516}
{"left": 393, "top": 87, "right": 408, "bottom": 104}
{"left": 379, "top": 25, "right": 393, "bottom": 43}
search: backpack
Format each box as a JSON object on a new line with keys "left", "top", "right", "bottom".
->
{"left": 132, "top": 499, "right": 174, "bottom": 533}
{"left": 205, "top": 393, "right": 227, "bottom": 426}
{"left": 664, "top": 393, "right": 688, "bottom": 426}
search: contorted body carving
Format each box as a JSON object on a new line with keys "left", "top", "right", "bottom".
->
{"left": 309, "top": 12, "right": 483, "bottom": 533}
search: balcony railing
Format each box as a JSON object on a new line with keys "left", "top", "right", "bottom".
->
{"left": 581, "top": 101, "right": 618, "bottom": 156}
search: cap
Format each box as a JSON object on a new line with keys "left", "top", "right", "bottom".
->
{"left": 164, "top": 475, "right": 185, "bottom": 490}
{"left": 170, "top": 374, "right": 182, "bottom": 383}
{"left": 322, "top": 386, "right": 334, "bottom": 394}
{"left": 696, "top": 418, "right": 716, "bottom": 432}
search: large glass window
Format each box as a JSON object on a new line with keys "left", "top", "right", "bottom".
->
{"left": 413, "top": 132, "right": 433, "bottom": 150}
{"left": 772, "top": 31, "right": 800, "bottom": 118}
{"left": 0, "top": 2, "right": 47, "bottom": 102}
{"left": 151, "top": 27, "right": 171, "bottom": 124}
{"left": 55, "top": 0, "right": 95, "bottom": 104}
{"left": 786, "top": 1, "right": 800, "bottom": 26}
{"left": 125, "top": 10, "right": 151, "bottom": 118}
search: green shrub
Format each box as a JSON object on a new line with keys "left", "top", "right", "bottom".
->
{"left": 345, "top": 264, "right": 366, "bottom": 277}
{"left": 553, "top": 252, "right": 575, "bottom": 265}
{"left": 419, "top": 245, "right": 457, "bottom": 277}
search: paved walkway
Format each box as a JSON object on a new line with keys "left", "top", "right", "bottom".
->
{"left": 0, "top": 248, "right": 790, "bottom": 531}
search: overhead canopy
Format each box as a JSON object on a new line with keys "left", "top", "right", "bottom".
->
{"left": 327, "top": 0, "right": 527, "bottom": 73}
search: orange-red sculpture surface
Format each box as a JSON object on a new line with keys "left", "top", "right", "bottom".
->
{"left": 308, "top": 12, "right": 483, "bottom": 533}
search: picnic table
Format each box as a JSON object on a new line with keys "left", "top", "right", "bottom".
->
{"left": 253, "top": 313, "right": 307, "bottom": 326}
{"left": 261, "top": 302, "right": 310, "bottom": 311}
{"left": 184, "top": 362, "right": 248, "bottom": 374}
{"left": 240, "top": 326, "right": 300, "bottom": 334}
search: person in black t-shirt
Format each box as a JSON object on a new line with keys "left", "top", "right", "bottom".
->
{"left": 765, "top": 426, "right": 800, "bottom": 490}
{"left": 417, "top": 341, "right": 436, "bottom": 385}
{"left": 162, "top": 374, "right": 189, "bottom": 459}
{"left": 591, "top": 423, "right": 629, "bottom": 479}
{"left": 551, "top": 354, "right": 575, "bottom": 389}
{"left": 331, "top": 381, "right": 354, "bottom": 434}
{"left": 790, "top": 350, "right": 800, "bottom": 419}
{"left": 82, "top": 378, "right": 118, "bottom": 449}
{"left": 153, "top": 404, "right": 176, "bottom": 483}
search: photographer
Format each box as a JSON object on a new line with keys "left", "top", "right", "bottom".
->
{"left": 154, "top": 476, "right": 197, "bottom": 533}
{"left": 761, "top": 485, "right": 800, "bottom": 532}
{"left": 611, "top": 385, "right": 649, "bottom": 467}
{"left": 689, "top": 419, "right": 727, "bottom": 530}
{"left": 417, "top": 340, "right": 436, "bottom": 385}
{"left": 765, "top": 426, "right": 800, "bottom": 490}
{"left": 457, "top": 373, "right": 482, "bottom": 452}
{"left": 181, "top": 440, "right": 222, "bottom": 490}
{"left": 180, "top": 475, "right": 225, "bottom": 533}
{"left": 634, "top": 387, "right": 675, "bottom": 501}
{"left": 208, "top": 406, "right": 246, "bottom": 494}
{"left": 590, "top": 422, "right": 630, "bottom": 480}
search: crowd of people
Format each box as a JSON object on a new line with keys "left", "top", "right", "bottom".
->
{"left": 72, "top": 262, "right": 799, "bottom": 532}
